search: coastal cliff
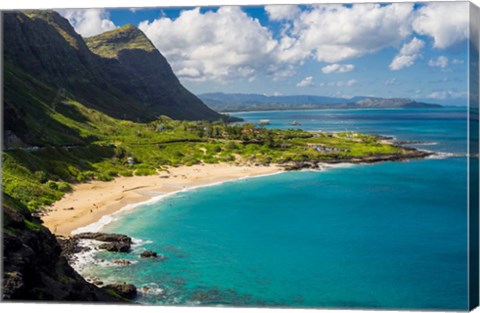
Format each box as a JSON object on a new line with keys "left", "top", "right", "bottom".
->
{"left": 2, "top": 194, "right": 123, "bottom": 301}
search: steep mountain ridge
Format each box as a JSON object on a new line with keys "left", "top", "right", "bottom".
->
{"left": 86, "top": 25, "right": 221, "bottom": 121}
{"left": 3, "top": 10, "right": 224, "bottom": 123}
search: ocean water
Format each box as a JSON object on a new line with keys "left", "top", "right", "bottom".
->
{"left": 81, "top": 107, "right": 469, "bottom": 310}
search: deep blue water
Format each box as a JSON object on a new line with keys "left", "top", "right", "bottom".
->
{"left": 84, "top": 107, "right": 469, "bottom": 310}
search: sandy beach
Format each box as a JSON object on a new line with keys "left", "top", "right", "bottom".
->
{"left": 42, "top": 163, "right": 283, "bottom": 236}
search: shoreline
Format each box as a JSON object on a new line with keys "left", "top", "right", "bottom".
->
{"left": 42, "top": 147, "right": 434, "bottom": 237}
{"left": 42, "top": 163, "right": 283, "bottom": 237}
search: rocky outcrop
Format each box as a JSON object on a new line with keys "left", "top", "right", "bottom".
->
{"left": 73, "top": 232, "right": 132, "bottom": 243}
{"left": 140, "top": 251, "right": 157, "bottom": 258}
{"left": 57, "top": 236, "right": 91, "bottom": 262}
{"left": 73, "top": 232, "right": 132, "bottom": 253}
{"left": 281, "top": 150, "right": 432, "bottom": 171}
{"left": 99, "top": 242, "right": 131, "bottom": 253}
{"left": 112, "top": 259, "right": 132, "bottom": 266}
{"left": 2, "top": 194, "right": 124, "bottom": 302}
{"left": 103, "top": 284, "right": 137, "bottom": 300}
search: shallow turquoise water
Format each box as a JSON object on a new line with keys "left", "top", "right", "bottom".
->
{"left": 85, "top": 108, "right": 469, "bottom": 310}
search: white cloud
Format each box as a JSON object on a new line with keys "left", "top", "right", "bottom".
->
{"left": 389, "top": 37, "right": 425, "bottom": 71}
{"left": 139, "top": 7, "right": 278, "bottom": 82}
{"left": 56, "top": 9, "right": 116, "bottom": 37}
{"left": 130, "top": 2, "right": 468, "bottom": 83}
{"left": 271, "top": 65, "right": 298, "bottom": 81}
{"left": 452, "top": 59, "right": 465, "bottom": 65}
{"left": 427, "top": 90, "right": 467, "bottom": 100}
{"left": 288, "top": 3, "right": 415, "bottom": 63}
{"left": 176, "top": 67, "right": 202, "bottom": 78}
{"left": 296, "top": 76, "right": 314, "bottom": 87}
{"left": 265, "top": 5, "right": 301, "bottom": 21}
{"left": 273, "top": 2, "right": 467, "bottom": 66}
{"left": 428, "top": 56, "right": 449, "bottom": 68}
{"left": 321, "top": 64, "right": 355, "bottom": 74}
{"left": 412, "top": 2, "right": 469, "bottom": 49}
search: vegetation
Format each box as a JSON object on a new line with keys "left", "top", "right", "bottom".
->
{"left": 3, "top": 90, "right": 409, "bottom": 212}
{"left": 1, "top": 10, "right": 420, "bottom": 220}
{"left": 85, "top": 24, "right": 156, "bottom": 59}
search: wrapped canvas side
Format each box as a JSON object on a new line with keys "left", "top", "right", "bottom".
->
{"left": 469, "top": 1, "right": 480, "bottom": 311}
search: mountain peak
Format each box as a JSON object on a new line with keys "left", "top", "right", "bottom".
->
{"left": 85, "top": 24, "right": 156, "bottom": 58}
{"left": 22, "top": 10, "right": 87, "bottom": 50}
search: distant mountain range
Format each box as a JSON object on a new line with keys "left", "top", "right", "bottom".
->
{"left": 198, "top": 93, "right": 443, "bottom": 112}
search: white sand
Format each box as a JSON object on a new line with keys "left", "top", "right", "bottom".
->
{"left": 42, "top": 163, "right": 283, "bottom": 236}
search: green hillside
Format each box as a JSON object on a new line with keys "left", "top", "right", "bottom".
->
{"left": 3, "top": 10, "right": 226, "bottom": 122}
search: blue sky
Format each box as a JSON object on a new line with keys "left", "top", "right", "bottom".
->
{"left": 58, "top": 2, "right": 470, "bottom": 105}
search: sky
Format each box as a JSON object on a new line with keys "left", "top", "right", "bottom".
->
{"left": 56, "top": 2, "right": 471, "bottom": 105}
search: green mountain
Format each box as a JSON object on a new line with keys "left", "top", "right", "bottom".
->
{"left": 3, "top": 10, "right": 225, "bottom": 124}
{"left": 1, "top": 9, "right": 227, "bottom": 301}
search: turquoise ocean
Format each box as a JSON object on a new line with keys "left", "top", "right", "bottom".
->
{"left": 80, "top": 107, "right": 469, "bottom": 310}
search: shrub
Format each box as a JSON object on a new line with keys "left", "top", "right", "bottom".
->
{"left": 135, "top": 167, "right": 156, "bottom": 176}
{"left": 105, "top": 169, "right": 118, "bottom": 177}
{"left": 27, "top": 200, "right": 42, "bottom": 211}
{"left": 221, "top": 155, "right": 235, "bottom": 162}
{"left": 33, "top": 171, "right": 48, "bottom": 183}
{"left": 45, "top": 180, "right": 58, "bottom": 190}
{"left": 96, "top": 172, "right": 114, "bottom": 181}
{"left": 225, "top": 142, "right": 237, "bottom": 150}
{"left": 118, "top": 170, "right": 133, "bottom": 177}
{"left": 57, "top": 182, "right": 73, "bottom": 192}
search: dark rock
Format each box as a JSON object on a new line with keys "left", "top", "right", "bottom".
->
{"left": 73, "top": 232, "right": 132, "bottom": 253}
{"left": 92, "top": 280, "right": 104, "bottom": 286}
{"left": 2, "top": 194, "right": 124, "bottom": 302}
{"left": 3, "top": 272, "right": 25, "bottom": 298}
{"left": 57, "top": 236, "right": 91, "bottom": 262}
{"left": 73, "top": 232, "right": 132, "bottom": 244}
{"left": 112, "top": 259, "right": 132, "bottom": 266}
{"left": 103, "top": 283, "right": 137, "bottom": 299}
{"left": 140, "top": 250, "right": 157, "bottom": 258}
{"left": 99, "top": 242, "right": 130, "bottom": 253}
